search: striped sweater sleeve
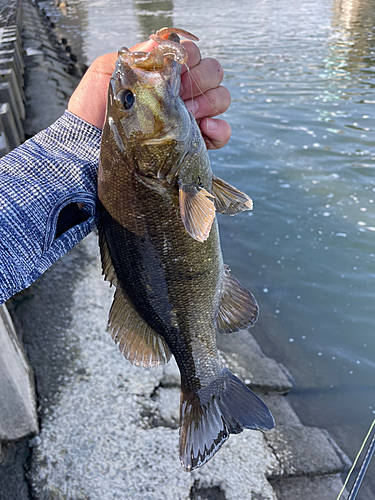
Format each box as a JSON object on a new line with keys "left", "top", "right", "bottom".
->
{"left": 0, "top": 110, "right": 102, "bottom": 305}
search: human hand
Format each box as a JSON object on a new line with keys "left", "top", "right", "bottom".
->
{"left": 68, "top": 38, "right": 231, "bottom": 150}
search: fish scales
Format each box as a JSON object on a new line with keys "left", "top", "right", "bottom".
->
{"left": 98, "top": 27, "right": 274, "bottom": 471}
{"left": 100, "top": 189, "right": 223, "bottom": 389}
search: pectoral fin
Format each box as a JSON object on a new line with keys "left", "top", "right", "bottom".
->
{"left": 179, "top": 182, "right": 216, "bottom": 242}
{"left": 99, "top": 225, "right": 171, "bottom": 367}
{"left": 216, "top": 265, "right": 259, "bottom": 333}
{"left": 212, "top": 176, "right": 253, "bottom": 215}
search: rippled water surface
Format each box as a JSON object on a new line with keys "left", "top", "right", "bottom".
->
{"left": 42, "top": 0, "right": 375, "bottom": 493}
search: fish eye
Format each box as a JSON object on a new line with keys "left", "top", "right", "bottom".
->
{"left": 118, "top": 89, "right": 135, "bottom": 110}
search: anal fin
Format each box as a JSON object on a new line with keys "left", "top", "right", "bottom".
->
{"left": 179, "top": 181, "right": 216, "bottom": 242}
{"left": 216, "top": 265, "right": 259, "bottom": 333}
{"left": 212, "top": 175, "right": 253, "bottom": 215}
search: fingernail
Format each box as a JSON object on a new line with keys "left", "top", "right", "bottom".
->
{"left": 206, "top": 118, "right": 218, "bottom": 131}
{"left": 187, "top": 100, "right": 199, "bottom": 115}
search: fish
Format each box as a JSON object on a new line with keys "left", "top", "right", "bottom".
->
{"left": 97, "top": 27, "right": 275, "bottom": 471}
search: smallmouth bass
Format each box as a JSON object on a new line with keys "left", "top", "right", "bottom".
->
{"left": 98, "top": 28, "right": 274, "bottom": 471}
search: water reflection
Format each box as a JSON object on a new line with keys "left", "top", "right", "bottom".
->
{"left": 332, "top": 0, "right": 375, "bottom": 66}
{"left": 326, "top": 0, "right": 375, "bottom": 86}
{"left": 134, "top": 0, "right": 173, "bottom": 39}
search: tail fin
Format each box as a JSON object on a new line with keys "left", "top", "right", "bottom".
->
{"left": 179, "top": 367, "right": 274, "bottom": 471}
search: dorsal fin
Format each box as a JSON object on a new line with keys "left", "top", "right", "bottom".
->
{"left": 212, "top": 176, "right": 253, "bottom": 215}
{"left": 216, "top": 265, "right": 259, "bottom": 334}
{"left": 99, "top": 226, "right": 171, "bottom": 367}
{"left": 178, "top": 181, "right": 216, "bottom": 242}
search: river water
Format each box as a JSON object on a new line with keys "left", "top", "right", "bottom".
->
{"left": 41, "top": 0, "right": 375, "bottom": 494}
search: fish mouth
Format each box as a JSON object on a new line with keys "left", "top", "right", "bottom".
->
{"left": 141, "top": 127, "right": 179, "bottom": 145}
{"left": 141, "top": 113, "right": 191, "bottom": 146}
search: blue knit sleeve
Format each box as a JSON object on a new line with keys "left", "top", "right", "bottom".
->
{"left": 0, "top": 110, "right": 102, "bottom": 304}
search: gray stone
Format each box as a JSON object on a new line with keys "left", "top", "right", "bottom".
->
{"left": 153, "top": 386, "right": 180, "bottom": 429}
{"left": 265, "top": 425, "right": 344, "bottom": 477}
{"left": 1, "top": 36, "right": 23, "bottom": 66}
{"left": 0, "top": 40, "right": 24, "bottom": 75}
{"left": 0, "top": 304, "right": 38, "bottom": 441}
{"left": 270, "top": 475, "right": 349, "bottom": 500}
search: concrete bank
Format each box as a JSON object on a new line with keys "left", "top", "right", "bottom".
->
{"left": 0, "top": 0, "right": 25, "bottom": 155}
{"left": 1, "top": 1, "right": 350, "bottom": 499}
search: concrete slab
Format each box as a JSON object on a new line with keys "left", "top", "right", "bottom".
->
{"left": 0, "top": 68, "right": 25, "bottom": 119}
{"left": 152, "top": 385, "right": 180, "bottom": 429}
{"left": 0, "top": 56, "right": 23, "bottom": 88}
{"left": 265, "top": 425, "right": 344, "bottom": 477}
{"left": 270, "top": 475, "right": 348, "bottom": 500}
{"left": 262, "top": 395, "right": 302, "bottom": 427}
{"left": 217, "top": 331, "right": 293, "bottom": 394}
{"left": 0, "top": 440, "right": 31, "bottom": 500}
{"left": 0, "top": 304, "right": 38, "bottom": 441}
{"left": 0, "top": 101, "right": 20, "bottom": 149}
{"left": 0, "top": 127, "right": 9, "bottom": 156}
{"left": 0, "top": 81, "right": 24, "bottom": 139}
{"left": 21, "top": 0, "right": 79, "bottom": 135}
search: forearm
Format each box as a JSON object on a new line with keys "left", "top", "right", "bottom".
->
{"left": 0, "top": 111, "right": 101, "bottom": 304}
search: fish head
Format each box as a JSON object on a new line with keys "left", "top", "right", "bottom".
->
{"left": 103, "top": 35, "right": 191, "bottom": 180}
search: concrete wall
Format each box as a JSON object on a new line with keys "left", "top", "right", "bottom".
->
{"left": 0, "top": 1, "right": 24, "bottom": 156}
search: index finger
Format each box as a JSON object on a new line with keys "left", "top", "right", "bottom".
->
{"left": 130, "top": 39, "right": 157, "bottom": 53}
{"left": 131, "top": 38, "right": 201, "bottom": 74}
{"left": 180, "top": 40, "right": 201, "bottom": 74}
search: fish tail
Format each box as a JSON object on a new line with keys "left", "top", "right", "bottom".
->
{"left": 179, "top": 367, "right": 274, "bottom": 471}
